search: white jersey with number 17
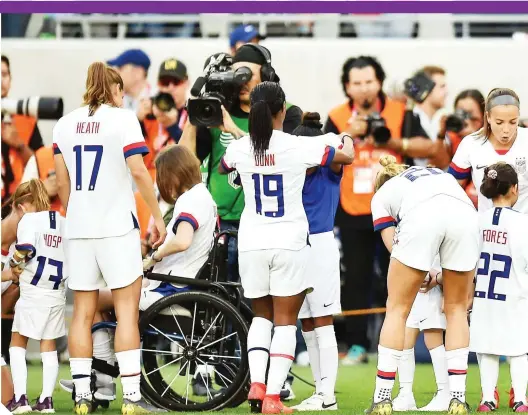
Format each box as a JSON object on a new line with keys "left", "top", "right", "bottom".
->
{"left": 221, "top": 130, "right": 338, "bottom": 252}
{"left": 52, "top": 104, "right": 149, "bottom": 239}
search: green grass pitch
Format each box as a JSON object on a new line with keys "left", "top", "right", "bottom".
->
{"left": 21, "top": 361, "right": 517, "bottom": 414}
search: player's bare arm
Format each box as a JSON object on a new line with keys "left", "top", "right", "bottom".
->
{"left": 54, "top": 153, "right": 71, "bottom": 213}
{"left": 126, "top": 153, "right": 167, "bottom": 248}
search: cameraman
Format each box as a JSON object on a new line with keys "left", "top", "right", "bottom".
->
{"left": 1, "top": 55, "right": 44, "bottom": 202}
{"left": 180, "top": 44, "right": 303, "bottom": 282}
{"left": 140, "top": 58, "right": 190, "bottom": 179}
{"left": 324, "top": 56, "right": 408, "bottom": 366}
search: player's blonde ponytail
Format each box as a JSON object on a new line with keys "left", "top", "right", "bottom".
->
{"left": 374, "top": 155, "right": 408, "bottom": 192}
{"left": 11, "top": 179, "right": 50, "bottom": 212}
{"left": 83, "top": 61, "right": 124, "bottom": 116}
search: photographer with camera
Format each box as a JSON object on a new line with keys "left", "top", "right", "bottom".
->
{"left": 180, "top": 44, "right": 302, "bottom": 283}
{"left": 324, "top": 55, "right": 408, "bottom": 366}
{"left": 1, "top": 55, "right": 45, "bottom": 202}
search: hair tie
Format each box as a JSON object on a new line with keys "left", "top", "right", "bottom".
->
{"left": 487, "top": 169, "right": 498, "bottom": 179}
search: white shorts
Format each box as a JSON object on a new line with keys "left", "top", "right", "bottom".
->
{"left": 139, "top": 281, "right": 191, "bottom": 318}
{"left": 406, "top": 286, "right": 446, "bottom": 331}
{"left": 12, "top": 301, "right": 66, "bottom": 340}
{"left": 299, "top": 232, "right": 341, "bottom": 319}
{"left": 65, "top": 229, "right": 143, "bottom": 291}
{"left": 1, "top": 356, "right": 6, "bottom": 366}
{"left": 392, "top": 195, "right": 480, "bottom": 272}
{"left": 239, "top": 245, "right": 312, "bottom": 299}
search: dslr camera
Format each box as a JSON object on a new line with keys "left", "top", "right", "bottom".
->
{"left": 445, "top": 109, "right": 472, "bottom": 134}
{"left": 187, "top": 53, "right": 252, "bottom": 128}
{"left": 403, "top": 72, "right": 436, "bottom": 104}
{"left": 1, "top": 96, "right": 64, "bottom": 121}
{"left": 362, "top": 112, "right": 391, "bottom": 144}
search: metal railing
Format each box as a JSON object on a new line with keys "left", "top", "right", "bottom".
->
{"left": 28, "top": 13, "right": 528, "bottom": 39}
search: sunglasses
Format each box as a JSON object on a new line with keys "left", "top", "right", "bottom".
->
{"left": 158, "top": 77, "right": 184, "bottom": 87}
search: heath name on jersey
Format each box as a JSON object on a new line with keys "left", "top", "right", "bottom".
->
{"left": 52, "top": 104, "right": 149, "bottom": 239}
{"left": 449, "top": 127, "right": 528, "bottom": 213}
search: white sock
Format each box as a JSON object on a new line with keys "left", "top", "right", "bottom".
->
{"left": 510, "top": 355, "right": 528, "bottom": 404}
{"left": 116, "top": 349, "right": 141, "bottom": 402}
{"left": 93, "top": 329, "right": 115, "bottom": 385}
{"left": 70, "top": 357, "right": 93, "bottom": 401}
{"left": 247, "top": 317, "right": 273, "bottom": 385}
{"left": 10, "top": 347, "right": 27, "bottom": 400}
{"left": 398, "top": 348, "right": 415, "bottom": 396}
{"left": 302, "top": 330, "right": 321, "bottom": 393}
{"left": 429, "top": 345, "right": 448, "bottom": 393}
{"left": 446, "top": 347, "right": 469, "bottom": 402}
{"left": 315, "top": 325, "right": 338, "bottom": 397}
{"left": 267, "top": 325, "right": 297, "bottom": 396}
{"left": 478, "top": 354, "right": 499, "bottom": 403}
{"left": 374, "top": 345, "right": 402, "bottom": 403}
{"left": 41, "top": 351, "right": 59, "bottom": 401}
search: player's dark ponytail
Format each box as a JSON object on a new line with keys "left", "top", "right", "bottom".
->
{"left": 292, "top": 112, "right": 324, "bottom": 137}
{"left": 480, "top": 162, "right": 518, "bottom": 199}
{"left": 248, "top": 81, "right": 286, "bottom": 159}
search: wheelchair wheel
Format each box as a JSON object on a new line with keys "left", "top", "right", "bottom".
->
{"left": 139, "top": 291, "right": 250, "bottom": 412}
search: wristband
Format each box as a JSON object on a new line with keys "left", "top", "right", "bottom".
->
{"left": 402, "top": 138, "right": 409, "bottom": 153}
{"left": 435, "top": 272, "right": 443, "bottom": 287}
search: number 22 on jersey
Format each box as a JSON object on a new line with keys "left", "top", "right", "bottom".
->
{"left": 73, "top": 145, "right": 103, "bottom": 191}
{"left": 252, "top": 174, "right": 285, "bottom": 218}
{"left": 475, "top": 252, "right": 511, "bottom": 301}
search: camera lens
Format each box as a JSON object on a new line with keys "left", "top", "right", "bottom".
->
{"left": 202, "top": 104, "right": 213, "bottom": 118}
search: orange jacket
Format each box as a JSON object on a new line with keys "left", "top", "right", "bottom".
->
{"left": 6, "top": 115, "right": 38, "bottom": 197}
{"left": 328, "top": 98, "right": 406, "bottom": 216}
{"left": 34, "top": 147, "right": 65, "bottom": 216}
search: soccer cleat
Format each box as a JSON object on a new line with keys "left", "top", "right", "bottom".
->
{"left": 6, "top": 395, "right": 33, "bottom": 414}
{"left": 73, "top": 398, "right": 95, "bottom": 415}
{"left": 262, "top": 395, "right": 293, "bottom": 414}
{"left": 32, "top": 396, "right": 55, "bottom": 413}
{"left": 418, "top": 390, "right": 451, "bottom": 411}
{"left": 291, "top": 392, "right": 338, "bottom": 411}
{"left": 192, "top": 374, "right": 225, "bottom": 397}
{"left": 448, "top": 398, "right": 470, "bottom": 415}
{"left": 280, "top": 375, "right": 296, "bottom": 401}
{"left": 513, "top": 402, "right": 528, "bottom": 413}
{"left": 392, "top": 393, "right": 417, "bottom": 411}
{"left": 365, "top": 399, "right": 393, "bottom": 415}
{"left": 509, "top": 388, "right": 527, "bottom": 409}
{"left": 248, "top": 382, "right": 267, "bottom": 413}
{"left": 477, "top": 401, "right": 497, "bottom": 412}
{"left": 59, "top": 378, "right": 117, "bottom": 401}
{"left": 342, "top": 345, "right": 369, "bottom": 366}
{"left": 121, "top": 398, "right": 167, "bottom": 414}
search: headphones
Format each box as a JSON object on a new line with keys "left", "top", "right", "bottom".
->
{"left": 242, "top": 44, "right": 280, "bottom": 83}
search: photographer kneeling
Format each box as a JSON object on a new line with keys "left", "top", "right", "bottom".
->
{"left": 180, "top": 44, "right": 302, "bottom": 283}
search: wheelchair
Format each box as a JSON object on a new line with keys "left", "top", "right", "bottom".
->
{"left": 86, "top": 229, "right": 254, "bottom": 412}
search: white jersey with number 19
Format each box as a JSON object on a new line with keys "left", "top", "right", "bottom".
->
{"left": 221, "top": 130, "right": 338, "bottom": 252}
{"left": 52, "top": 104, "right": 149, "bottom": 239}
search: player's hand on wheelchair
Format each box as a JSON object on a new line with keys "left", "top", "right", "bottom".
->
{"left": 419, "top": 272, "right": 438, "bottom": 293}
{"left": 143, "top": 252, "right": 159, "bottom": 271}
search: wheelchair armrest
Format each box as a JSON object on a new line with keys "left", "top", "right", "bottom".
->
{"left": 146, "top": 272, "right": 213, "bottom": 289}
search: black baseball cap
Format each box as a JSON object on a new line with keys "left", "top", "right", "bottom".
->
{"left": 158, "top": 58, "right": 188, "bottom": 81}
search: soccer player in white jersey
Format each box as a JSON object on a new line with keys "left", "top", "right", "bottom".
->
{"left": 0, "top": 181, "right": 49, "bottom": 410}
{"left": 470, "top": 162, "right": 528, "bottom": 413}
{"left": 393, "top": 255, "right": 451, "bottom": 412}
{"left": 53, "top": 62, "right": 167, "bottom": 415}
{"left": 0, "top": 180, "right": 61, "bottom": 413}
{"left": 366, "top": 156, "right": 480, "bottom": 415}
{"left": 59, "top": 144, "right": 218, "bottom": 402}
{"left": 449, "top": 88, "right": 528, "bottom": 214}
{"left": 220, "top": 82, "right": 353, "bottom": 414}
{"left": 287, "top": 113, "right": 353, "bottom": 412}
